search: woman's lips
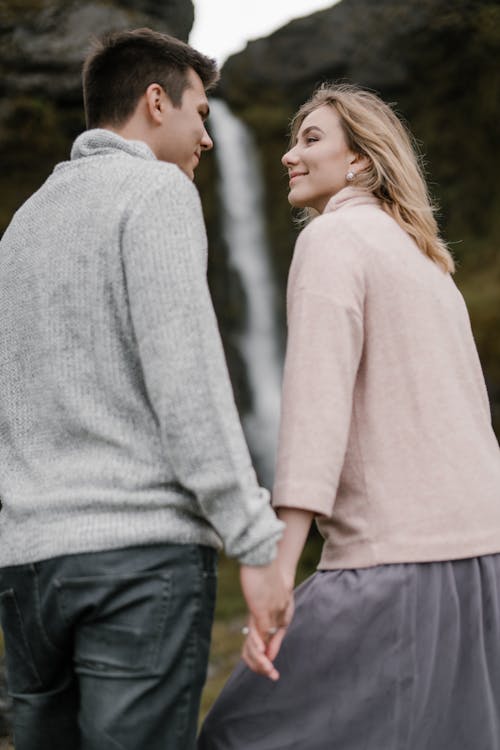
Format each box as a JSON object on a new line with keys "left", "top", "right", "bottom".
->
{"left": 289, "top": 172, "right": 307, "bottom": 184}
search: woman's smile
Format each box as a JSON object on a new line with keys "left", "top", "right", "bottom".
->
{"left": 282, "top": 104, "right": 367, "bottom": 212}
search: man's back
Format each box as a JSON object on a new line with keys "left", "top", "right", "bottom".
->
{"left": 0, "top": 130, "right": 281, "bottom": 567}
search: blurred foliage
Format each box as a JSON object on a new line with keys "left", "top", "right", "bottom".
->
{"left": 392, "top": 2, "right": 500, "bottom": 263}
{"left": 0, "top": 0, "right": 46, "bottom": 25}
{"left": 458, "top": 265, "right": 500, "bottom": 434}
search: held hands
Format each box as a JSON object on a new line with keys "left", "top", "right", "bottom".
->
{"left": 239, "top": 559, "right": 294, "bottom": 681}
{"left": 240, "top": 608, "right": 293, "bottom": 681}
{"left": 239, "top": 508, "right": 313, "bottom": 680}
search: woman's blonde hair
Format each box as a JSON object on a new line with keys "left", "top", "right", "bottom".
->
{"left": 289, "top": 83, "right": 454, "bottom": 273}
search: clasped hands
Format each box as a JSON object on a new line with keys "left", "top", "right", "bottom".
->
{"left": 239, "top": 559, "right": 294, "bottom": 681}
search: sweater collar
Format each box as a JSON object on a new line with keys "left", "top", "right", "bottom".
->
{"left": 323, "top": 186, "right": 380, "bottom": 214}
{"left": 70, "top": 128, "right": 157, "bottom": 162}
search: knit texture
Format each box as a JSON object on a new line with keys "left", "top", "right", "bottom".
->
{"left": 0, "top": 129, "right": 283, "bottom": 567}
{"left": 273, "top": 187, "right": 500, "bottom": 569}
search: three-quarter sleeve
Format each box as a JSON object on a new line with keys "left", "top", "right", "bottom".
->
{"left": 122, "top": 168, "right": 283, "bottom": 565}
{"left": 273, "top": 215, "right": 365, "bottom": 516}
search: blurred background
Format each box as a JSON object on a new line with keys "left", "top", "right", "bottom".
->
{"left": 0, "top": 0, "right": 499, "bottom": 742}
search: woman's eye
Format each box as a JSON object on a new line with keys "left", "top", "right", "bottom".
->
{"left": 306, "top": 136, "right": 318, "bottom": 144}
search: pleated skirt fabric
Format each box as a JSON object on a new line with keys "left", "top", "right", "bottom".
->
{"left": 199, "top": 554, "right": 500, "bottom": 750}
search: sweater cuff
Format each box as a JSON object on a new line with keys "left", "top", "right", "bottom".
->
{"left": 234, "top": 517, "right": 285, "bottom": 566}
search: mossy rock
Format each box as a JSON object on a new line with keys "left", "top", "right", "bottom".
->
{"left": 0, "top": 96, "right": 83, "bottom": 231}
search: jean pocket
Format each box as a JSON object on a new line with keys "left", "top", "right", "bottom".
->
{"left": 55, "top": 572, "right": 172, "bottom": 676}
{"left": 0, "top": 589, "right": 42, "bottom": 694}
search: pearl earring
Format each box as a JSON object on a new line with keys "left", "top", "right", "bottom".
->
{"left": 346, "top": 170, "right": 355, "bottom": 182}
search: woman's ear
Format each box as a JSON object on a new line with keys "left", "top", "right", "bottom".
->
{"left": 350, "top": 152, "right": 371, "bottom": 173}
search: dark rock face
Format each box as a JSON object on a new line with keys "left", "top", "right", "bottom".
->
{"left": 216, "top": 0, "right": 500, "bottom": 432}
{"left": 0, "top": 0, "right": 194, "bottom": 99}
{"left": 0, "top": 0, "right": 194, "bottom": 230}
{"left": 118, "top": 0, "right": 193, "bottom": 40}
{"left": 220, "top": 0, "right": 498, "bottom": 111}
{"left": 220, "top": 0, "right": 435, "bottom": 107}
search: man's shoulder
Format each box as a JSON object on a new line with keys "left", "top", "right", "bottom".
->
{"left": 131, "top": 161, "right": 203, "bottom": 218}
{"left": 61, "top": 140, "right": 200, "bottom": 207}
{"left": 105, "top": 154, "right": 197, "bottom": 197}
{"left": 68, "top": 129, "right": 198, "bottom": 199}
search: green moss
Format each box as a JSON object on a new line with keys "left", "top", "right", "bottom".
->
{"left": 458, "top": 266, "right": 500, "bottom": 435}
{"left": 0, "top": 96, "right": 84, "bottom": 234}
{"left": 0, "top": 0, "right": 46, "bottom": 25}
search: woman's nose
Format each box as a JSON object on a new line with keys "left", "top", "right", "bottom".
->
{"left": 282, "top": 147, "right": 299, "bottom": 167}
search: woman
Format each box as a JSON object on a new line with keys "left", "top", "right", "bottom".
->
{"left": 199, "top": 84, "right": 500, "bottom": 749}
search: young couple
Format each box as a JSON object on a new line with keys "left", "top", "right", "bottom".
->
{"left": 0, "top": 27, "right": 499, "bottom": 750}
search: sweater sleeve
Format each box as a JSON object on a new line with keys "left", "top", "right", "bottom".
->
{"left": 273, "top": 215, "right": 365, "bottom": 516}
{"left": 122, "top": 167, "right": 283, "bottom": 565}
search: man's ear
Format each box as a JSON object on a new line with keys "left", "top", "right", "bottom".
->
{"left": 144, "top": 83, "right": 168, "bottom": 125}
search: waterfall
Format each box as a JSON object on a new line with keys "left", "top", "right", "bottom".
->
{"left": 209, "top": 99, "right": 283, "bottom": 488}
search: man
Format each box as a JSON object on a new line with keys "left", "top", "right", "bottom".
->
{"left": 0, "top": 28, "right": 290, "bottom": 750}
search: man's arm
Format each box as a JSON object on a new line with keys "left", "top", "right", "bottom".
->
{"left": 122, "top": 167, "right": 288, "bottom": 632}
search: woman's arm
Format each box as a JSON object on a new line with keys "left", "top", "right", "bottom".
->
{"left": 276, "top": 507, "right": 315, "bottom": 590}
{"left": 241, "top": 506, "right": 314, "bottom": 681}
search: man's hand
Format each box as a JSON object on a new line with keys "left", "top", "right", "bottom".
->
{"left": 239, "top": 559, "right": 294, "bottom": 680}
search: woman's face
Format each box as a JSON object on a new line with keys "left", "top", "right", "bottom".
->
{"left": 282, "top": 105, "right": 360, "bottom": 213}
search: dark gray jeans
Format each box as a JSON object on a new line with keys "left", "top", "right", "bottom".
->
{"left": 0, "top": 543, "right": 217, "bottom": 750}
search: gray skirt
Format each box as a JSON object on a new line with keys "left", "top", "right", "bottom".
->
{"left": 199, "top": 554, "right": 500, "bottom": 750}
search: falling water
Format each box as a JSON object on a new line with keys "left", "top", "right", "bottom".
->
{"left": 209, "top": 98, "right": 283, "bottom": 487}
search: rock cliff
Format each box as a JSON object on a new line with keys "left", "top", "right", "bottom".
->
{"left": 0, "top": 0, "right": 194, "bottom": 230}
{"left": 0, "top": 0, "right": 193, "bottom": 98}
{"left": 0, "top": 0, "right": 194, "bottom": 102}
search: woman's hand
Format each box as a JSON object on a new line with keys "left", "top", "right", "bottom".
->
{"left": 241, "top": 593, "right": 294, "bottom": 681}
{"left": 241, "top": 506, "right": 313, "bottom": 680}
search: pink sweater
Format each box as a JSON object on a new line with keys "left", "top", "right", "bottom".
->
{"left": 273, "top": 187, "right": 500, "bottom": 569}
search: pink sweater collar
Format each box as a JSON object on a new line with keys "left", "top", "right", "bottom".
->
{"left": 323, "top": 187, "right": 380, "bottom": 214}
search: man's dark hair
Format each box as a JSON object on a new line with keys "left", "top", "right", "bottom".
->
{"left": 82, "top": 27, "right": 219, "bottom": 128}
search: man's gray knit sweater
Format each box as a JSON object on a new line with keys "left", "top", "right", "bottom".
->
{"left": 0, "top": 129, "right": 283, "bottom": 567}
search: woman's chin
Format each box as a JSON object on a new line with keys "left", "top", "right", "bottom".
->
{"left": 288, "top": 192, "right": 308, "bottom": 208}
